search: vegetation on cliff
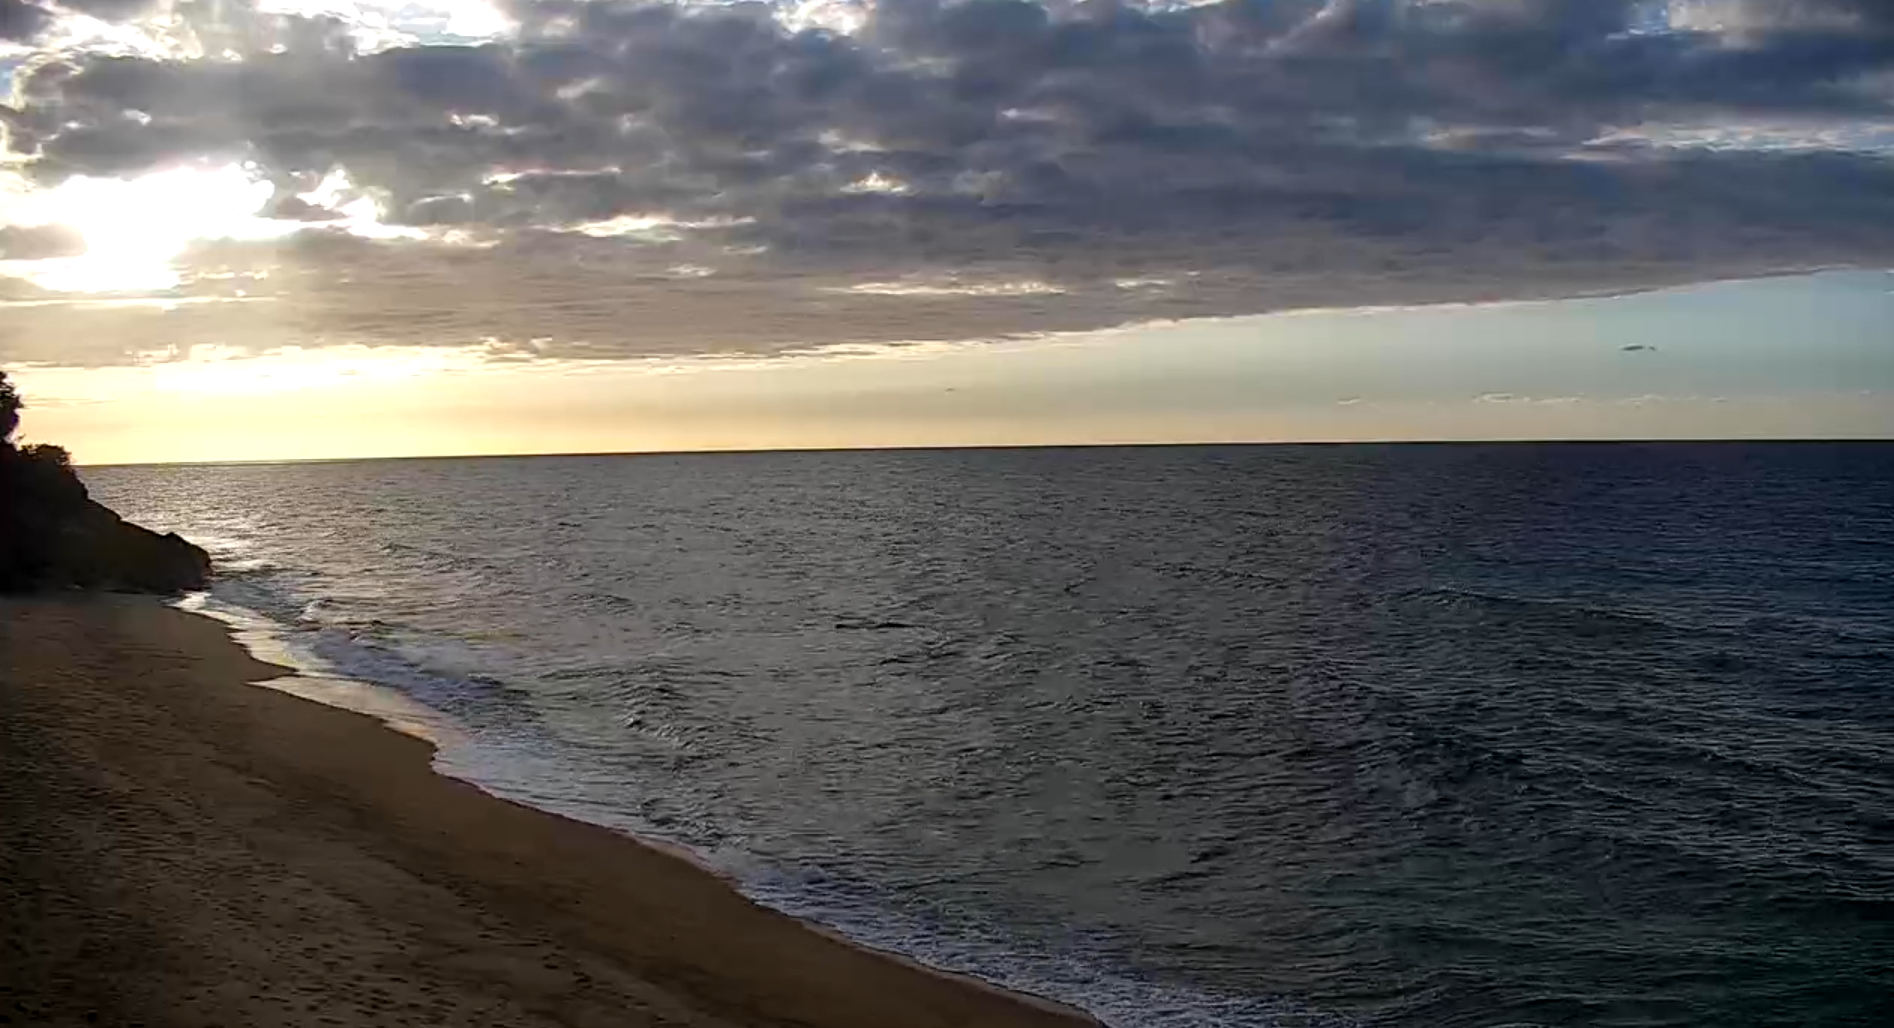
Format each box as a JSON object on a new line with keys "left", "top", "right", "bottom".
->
{"left": 0, "top": 370, "right": 210, "bottom": 594}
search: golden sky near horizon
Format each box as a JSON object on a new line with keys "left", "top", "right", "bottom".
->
{"left": 13, "top": 271, "right": 1894, "bottom": 465}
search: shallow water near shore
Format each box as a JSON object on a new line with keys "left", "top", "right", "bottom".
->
{"left": 88, "top": 443, "right": 1894, "bottom": 1027}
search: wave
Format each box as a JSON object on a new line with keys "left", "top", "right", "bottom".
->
{"left": 183, "top": 562, "right": 1349, "bottom": 1028}
{"left": 377, "top": 538, "right": 506, "bottom": 577}
{"left": 738, "top": 864, "right": 1360, "bottom": 1028}
{"left": 1390, "top": 585, "right": 1672, "bottom": 638}
{"left": 568, "top": 590, "right": 643, "bottom": 615}
{"left": 1396, "top": 585, "right": 1894, "bottom": 654}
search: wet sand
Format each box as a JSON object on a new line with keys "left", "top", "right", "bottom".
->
{"left": 0, "top": 596, "right": 1098, "bottom": 1028}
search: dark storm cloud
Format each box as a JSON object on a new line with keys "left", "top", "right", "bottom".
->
{"left": 4, "top": 0, "right": 1894, "bottom": 366}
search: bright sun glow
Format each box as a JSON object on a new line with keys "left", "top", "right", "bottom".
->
{"left": 0, "top": 164, "right": 428, "bottom": 293}
{"left": 0, "top": 165, "right": 290, "bottom": 293}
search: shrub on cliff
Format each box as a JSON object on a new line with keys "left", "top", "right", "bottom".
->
{"left": 0, "top": 370, "right": 211, "bottom": 594}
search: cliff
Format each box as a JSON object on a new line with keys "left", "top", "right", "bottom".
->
{"left": 0, "top": 437, "right": 211, "bottom": 596}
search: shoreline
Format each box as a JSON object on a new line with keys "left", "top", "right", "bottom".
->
{"left": 182, "top": 592, "right": 1149, "bottom": 1026}
{"left": 0, "top": 594, "right": 1100, "bottom": 1028}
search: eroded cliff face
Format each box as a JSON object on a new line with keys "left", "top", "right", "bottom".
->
{"left": 1, "top": 446, "right": 210, "bottom": 595}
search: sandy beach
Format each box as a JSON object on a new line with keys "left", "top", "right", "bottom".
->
{"left": 0, "top": 596, "right": 1097, "bottom": 1028}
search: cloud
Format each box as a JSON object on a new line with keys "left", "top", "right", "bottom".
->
{"left": 3, "top": 0, "right": 1894, "bottom": 366}
{"left": 1475, "top": 392, "right": 1584, "bottom": 405}
{"left": 0, "top": 0, "right": 52, "bottom": 41}
{"left": 0, "top": 223, "right": 85, "bottom": 259}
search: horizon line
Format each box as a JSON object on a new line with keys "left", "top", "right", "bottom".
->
{"left": 74, "top": 436, "right": 1894, "bottom": 470}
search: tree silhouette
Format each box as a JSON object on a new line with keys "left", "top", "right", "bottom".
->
{"left": 0, "top": 369, "right": 20, "bottom": 445}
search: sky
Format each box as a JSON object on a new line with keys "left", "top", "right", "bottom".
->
{"left": 2, "top": 0, "right": 1892, "bottom": 462}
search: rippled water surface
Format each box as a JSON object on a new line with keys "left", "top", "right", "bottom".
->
{"left": 87, "top": 444, "right": 1894, "bottom": 1027}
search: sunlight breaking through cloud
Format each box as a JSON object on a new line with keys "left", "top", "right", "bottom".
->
{"left": 0, "top": 163, "right": 457, "bottom": 293}
{"left": 0, "top": 165, "right": 289, "bottom": 291}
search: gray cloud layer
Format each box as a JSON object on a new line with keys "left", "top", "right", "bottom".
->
{"left": 4, "top": 0, "right": 1894, "bottom": 366}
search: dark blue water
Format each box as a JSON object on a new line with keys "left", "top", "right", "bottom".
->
{"left": 86, "top": 442, "right": 1894, "bottom": 1027}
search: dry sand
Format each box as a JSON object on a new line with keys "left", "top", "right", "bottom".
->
{"left": 0, "top": 596, "right": 1098, "bottom": 1028}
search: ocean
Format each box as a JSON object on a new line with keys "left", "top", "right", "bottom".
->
{"left": 84, "top": 443, "right": 1893, "bottom": 1028}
